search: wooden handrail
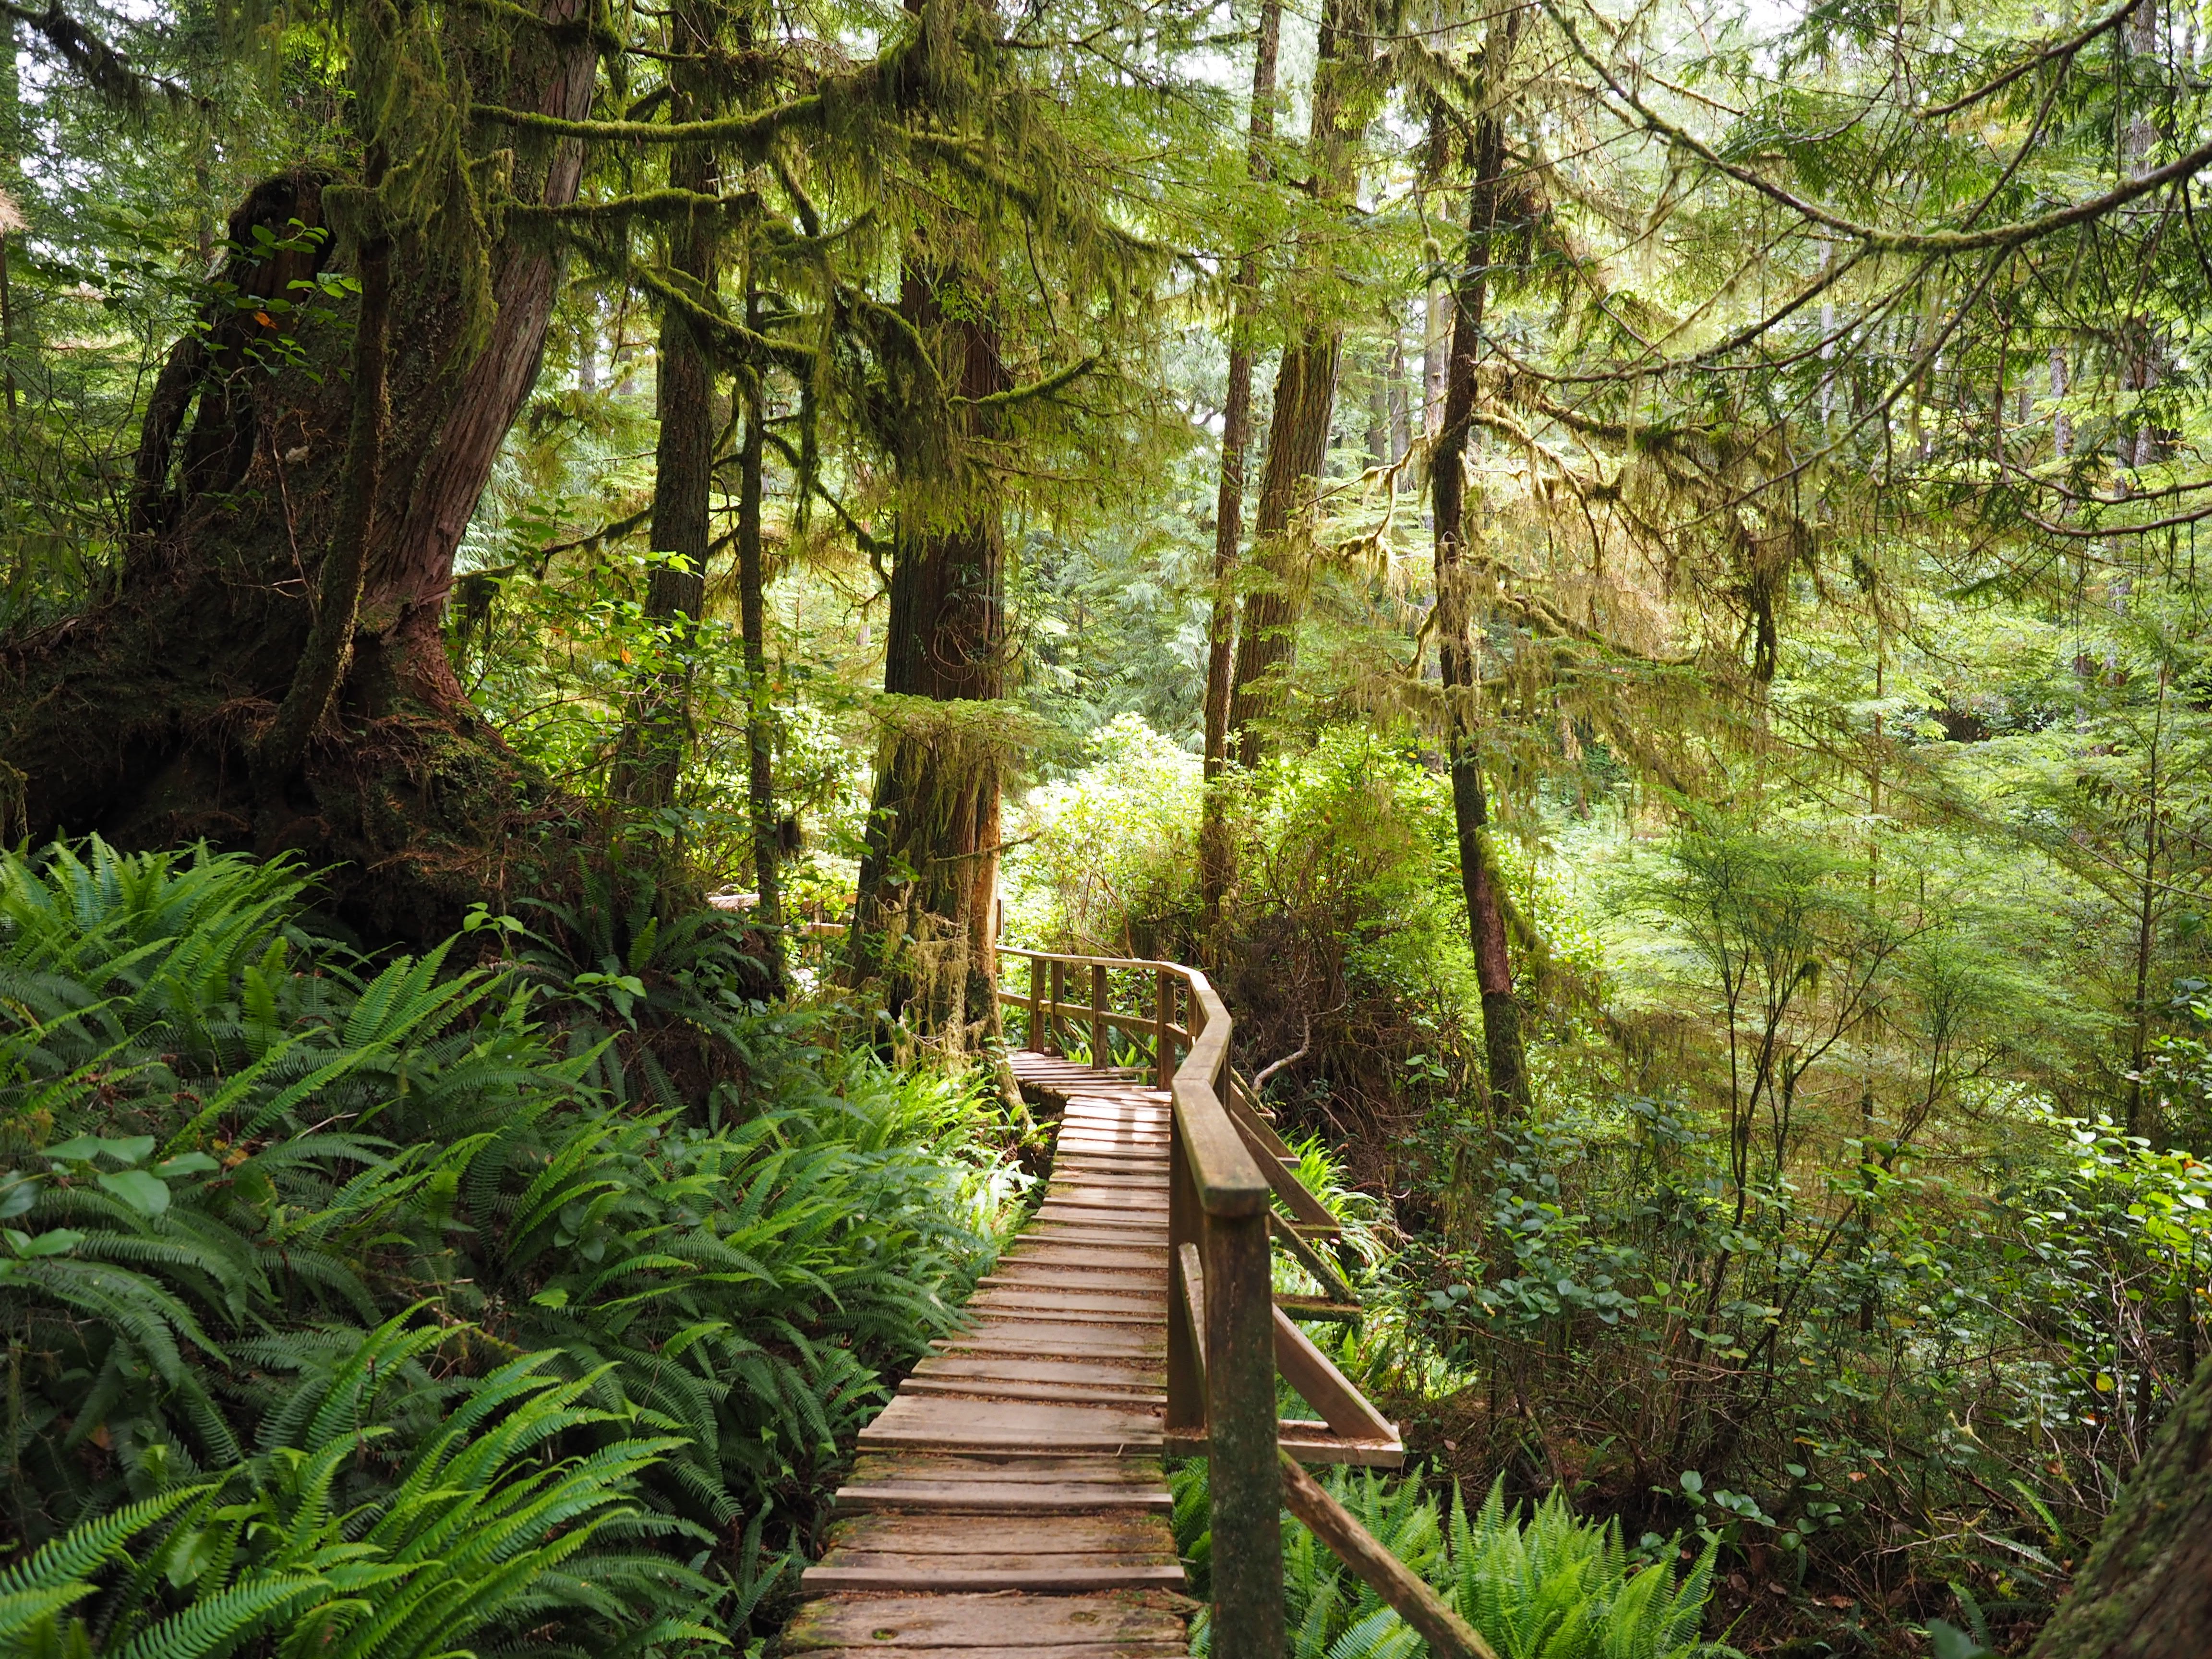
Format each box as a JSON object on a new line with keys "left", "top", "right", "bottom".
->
{"left": 995, "top": 940, "right": 1406, "bottom": 1659}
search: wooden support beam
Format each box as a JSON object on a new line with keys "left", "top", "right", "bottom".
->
{"left": 1228, "top": 1104, "right": 1342, "bottom": 1234}
{"left": 1178, "top": 1241, "right": 1207, "bottom": 1386}
{"left": 1271, "top": 1213, "right": 1360, "bottom": 1306}
{"left": 1278, "top": 1452, "right": 1500, "bottom": 1659}
{"left": 1273, "top": 1305, "right": 1396, "bottom": 1446}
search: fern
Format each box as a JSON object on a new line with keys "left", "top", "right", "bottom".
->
{"left": 1, "top": 834, "right": 1018, "bottom": 1656}
{"left": 1175, "top": 1464, "right": 1728, "bottom": 1659}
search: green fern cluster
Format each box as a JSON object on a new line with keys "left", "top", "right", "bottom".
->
{"left": 0, "top": 837, "right": 1021, "bottom": 1655}
{"left": 1177, "top": 1461, "right": 1727, "bottom": 1659}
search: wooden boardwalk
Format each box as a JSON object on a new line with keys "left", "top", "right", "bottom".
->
{"left": 784, "top": 1050, "right": 1193, "bottom": 1657}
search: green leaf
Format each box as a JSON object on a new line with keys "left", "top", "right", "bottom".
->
{"left": 99, "top": 1169, "right": 171, "bottom": 1215}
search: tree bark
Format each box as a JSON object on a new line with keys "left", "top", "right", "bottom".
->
{"left": 1198, "top": 0, "right": 1280, "bottom": 935}
{"left": 1227, "top": 0, "right": 1366, "bottom": 767}
{"left": 255, "top": 191, "right": 391, "bottom": 807}
{"left": 1432, "top": 13, "right": 1527, "bottom": 1114}
{"left": 735, "top": 285, "right": 782, "bottom": 975}
{"left": 617, "top": 0, "right": 720, "bottom": 814}
{"left": 847, "top": 259, "right": 1009, "bottom": 1047}
{"left": 2026, "top": 1354, "right": 2212, "bottom": 1658}
{"left": 0, "top": 0, "right": 599, "bottom": 943}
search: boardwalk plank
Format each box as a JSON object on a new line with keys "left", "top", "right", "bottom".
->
{"left": 782, "top": 1591, "right": 1189, "bottom": 1649}
{"left": 823, "top": 1513, "right": 1175, "bottom": 1552}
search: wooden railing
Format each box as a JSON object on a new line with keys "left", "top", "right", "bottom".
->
{"left": 997, "top": 948, "right": 1506, "bottom": 1659}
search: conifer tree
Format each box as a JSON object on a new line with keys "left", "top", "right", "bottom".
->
{"left": 1228, "top": 0, "right": 1372, "bottom": 765}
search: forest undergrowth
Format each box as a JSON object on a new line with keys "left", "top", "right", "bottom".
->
{"left": 0, "top": 836, "right": 1027, "bottom": 1659}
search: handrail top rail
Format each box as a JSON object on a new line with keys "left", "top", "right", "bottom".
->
{"left": 996, "top": 941, "right": 1268, "bottom": 1218}
{"left": 997, "top": 943, "right": 1191, "bottom": 976}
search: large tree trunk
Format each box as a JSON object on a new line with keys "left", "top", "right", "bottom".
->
{"left": 1229, "top": 331, "right": 1339, "bottom": 766}
{"left": 846, "top": 262, "right": 1009, "bottom": 1049}
{"left": 1226, "top": 0, "right": 1365, "bottom": 768}
{"left": 1432, "top": 15, "right": 1527, "bottom": 1114}
{"left": 2027, "top": 1355, "right": 2212, "bottom": 1657}
{"left": 1198, "top": 0, "right": 1281, "bottom": 936}
{"left": 0, "top": 2, "right": 598, "bottom": 942}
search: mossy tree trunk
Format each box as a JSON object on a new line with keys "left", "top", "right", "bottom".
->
{"left": 1227, "top": 0, "right": 1365, "bottom": 767}
{"left": 617, "top": 0, "right": 721, "bottom": 817}
{"left": 0, "top": 1, "right": 598, "bottom": 942}
{"left": 735, "top": 282, "right": 782, "bottom": 974}
{"left": 1431, "top": 12, "right": 1527, "bottom": 1114}
{"left": 847, "top": 262, "right": 1010, "bottom": 1049}
{"left": 2027, "top": 1355, "right": 2212, "bottom": 1657}
{"left": 1199, "top": 0, "right": 1280, "bottom": 936}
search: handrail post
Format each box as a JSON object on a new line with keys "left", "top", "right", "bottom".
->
{"left": 1207, "top": 1199, "right": 1284, "bottom": 1659}
{"left": 1166, "top": 1111, "right": 1203, "bottom": 1441}
{"left": 1029, "top": 955, "right": 1045, "bottom": 1051}
{"left": 1049, "top": 959, "right": 1065, "bottom": 1057}
{"left": 1091, "top": 962, "right": 1109, "bottom": 1069}
{"left": 1154, "top": 967, "right": 1172, "bottom": 1090}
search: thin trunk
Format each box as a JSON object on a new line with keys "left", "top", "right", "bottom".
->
{"left": 1230, "top": 334, "right": 1339, "bottom": 766}
{"left": 0, "top": 233, "right": 16, "bottom": 425}
{"left": 2128, "top": 659, "right": 2170, "bottom": 1135}
{"left": 1423, "top": 280, "right": 1446, "bottom": 439}
{"left": 254, "top": 204, "right": 392, "bottom": 804}
{"left": 1388, "top": 330, "right": 1410, "bottom": 464}
{"left": 736, "top": 283, "right": 782, "bottom": 974}
{"left": 1199, "top": 0, "right": 1279, "bottom": 934}
{"left": 1227, "top": 0, "right": 1367, "bottom": 767}
{"left": 1, "top": 19, "right": 18, "bottom": 426}
{"left": 617, "top": 0, "right": 718, "bottom": 811}
{"left": 1431, "top": 14, "right": 1526, "bottom": 1115}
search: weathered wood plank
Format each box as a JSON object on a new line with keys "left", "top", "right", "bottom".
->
{"left": 912, "top": 1356, "right": 1164, "bottom": 1387}
{"left": 900, "top": 1377, "right": 1169, "bottom": 1407}
{"left": 973, "top": 1287, "right": 1161, "bottom": 1313}
{"left": 831, "top": 1481, "right": 1172, "bottom": 1514}
{"left": 800, "top": 1562, "right": 1185, "bottom": 1592}
{"left": 791, "top": 1647, "right": 1189, "bottom": 1658}
{"left": 934, "top": 1331, "right": 1166, "bottom": 1357}
{"left": 823, "top": 1512, "right": 1175, "bottom": 1552}
{"left": 781, "top": 1591, "right": 1190, "bottom": 1650}
{"left": 983, "top": 1269, "right": 1165, "bottom": 1291}
{"left": 848, "top": 1452, "right": 1162, "bottom": 1479}
{"left": 862, "top": 1395, "right": 1161, "bottom": 1445}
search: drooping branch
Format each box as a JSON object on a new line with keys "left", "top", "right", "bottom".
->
{"left": 1545, "top": 0, "right": 2212, "bottom": 258}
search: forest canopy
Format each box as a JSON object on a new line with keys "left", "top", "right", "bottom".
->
{"left": 4, "top": 0, "right": 2212, "bottom": 1652}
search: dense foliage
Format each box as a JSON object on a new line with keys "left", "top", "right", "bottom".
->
{"left": 0, "top": 838, "right": 1020, "bottom": 1656}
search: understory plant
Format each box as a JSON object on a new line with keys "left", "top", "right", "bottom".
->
{"left": 1174, "top": 1461, "right": 1726, "bottom": 1658}
{"left": 0, "top": 836, "right": 1021, "bottom": 1651}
